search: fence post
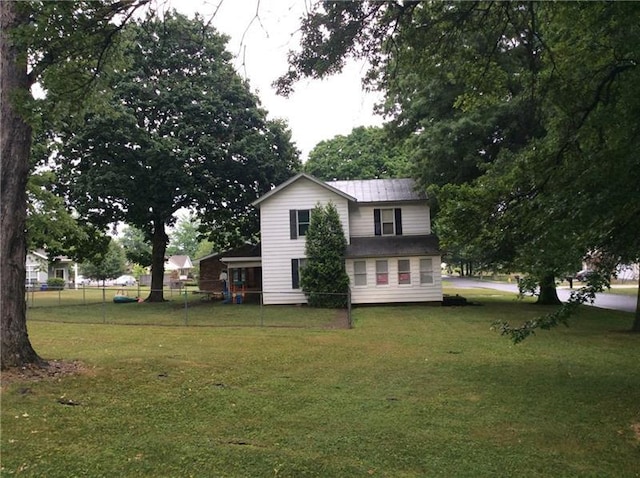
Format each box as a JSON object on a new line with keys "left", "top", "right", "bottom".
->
{"left": 347, "top": 288, "right": 352, "bottom": 329}
{"left": 260, "top": 291, "right": 264, "bottom": 327}
{"left": 82, "top": 283, "right": 86, "bottom": 305}
{"left": 183, "top": 288, "right": 189, "bottom": 326}
{"left": 102, "top": 287, "right": 106, "bottom": 324}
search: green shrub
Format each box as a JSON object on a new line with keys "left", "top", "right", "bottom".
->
{"left": 301, "top": 202, "right": 349, "bottom": 308}
{"left": 47, "top": 277, "right": 66, "bottom": 290}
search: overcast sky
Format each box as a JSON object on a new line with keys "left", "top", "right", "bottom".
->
{"left": 174, "top": 0, "right": 384, "bottom": 160}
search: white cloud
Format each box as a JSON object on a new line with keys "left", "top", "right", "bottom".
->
{"left": 175, "top": 0, "right": 383, "bottom": 160}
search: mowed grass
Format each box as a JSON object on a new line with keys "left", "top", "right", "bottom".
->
{"left": 2, "top": 290, "right": 639, "bottom": 477}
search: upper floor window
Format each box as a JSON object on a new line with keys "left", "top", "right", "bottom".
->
{"left": 374, "top": 208, "right": 402, "bottom": 236}
{"left": 290, "top": 209, "right": 310, "bottom": 239}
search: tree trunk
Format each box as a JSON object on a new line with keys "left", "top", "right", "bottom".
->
{"left": 631, "top": 275, "right": 640, "bottom": 333}
{"left": 1, "top": 2, "right": 44, "bottom": 369}
{"left": 537, "top": 274, "right": 561, "bottom": 305}
{"left": 146, "top": 219, "right": 168, "bottom": 302}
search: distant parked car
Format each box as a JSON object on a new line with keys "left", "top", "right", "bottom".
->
{"left": 114, "top": 275, "right": 137, "bottom": 286}
{"left": 575, "top": 269, "right": 593, "bottom": 282}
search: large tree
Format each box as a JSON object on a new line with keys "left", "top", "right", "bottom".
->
{"left": 277, "top": 2, "right": 640, "bottom": 316}
{"left": 1, "top": 0, "right": 149, "bottom": 369}
{"left": 304, "top": 126, "right": 410, "bottom": 180}
{"left": 53, "top": 12, "right": 300, "bottom": 302}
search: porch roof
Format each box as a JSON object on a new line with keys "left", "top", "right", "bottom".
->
{"left": 345, "top": 235, "right": 440, "bottom": 258}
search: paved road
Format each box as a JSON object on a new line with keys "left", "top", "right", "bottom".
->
{"left": 445, "top": 276, "right": 637, "bottom": 313}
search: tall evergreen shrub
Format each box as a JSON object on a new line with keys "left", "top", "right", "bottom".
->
{"left": 300, "top": 202, "right": 350, "bottom": 308}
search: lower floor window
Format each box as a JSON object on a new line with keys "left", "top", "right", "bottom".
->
{"left": 354, "top": 260, "right": 367, "bottom": 286}
{"left": 398, "top": 259, "right": 411, "bottom": 284}
{"left": 291, "top": 258, "right": 307, "bottom": 289}
{"left": 376, "top": 260, "right": 388, "bottom": 285}
{"left": 420, "top": 258, "right": 434, "bottom": 284}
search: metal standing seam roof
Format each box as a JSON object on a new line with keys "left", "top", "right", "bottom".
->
{"left": 326, "top": 178, "right": 426, "bottom": 202}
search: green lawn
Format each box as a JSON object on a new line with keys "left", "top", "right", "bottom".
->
{"left": 2, "top": 290, "right": 639, "bottom": 477}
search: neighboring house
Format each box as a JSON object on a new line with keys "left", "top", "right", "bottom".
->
{"left": 164, "top": 255, "right": 193, "bottom": 280}
{"left": 252, "top": 173, "right": 443, "bottom": 305}
{"left": 26, "top": 249, "right": 75, "bottom": 286}
{"left": 25, "top": 250, "right": 49, "bottom": 285}
{"left": 196, "top": 243, "right": 262, "bottom": 301}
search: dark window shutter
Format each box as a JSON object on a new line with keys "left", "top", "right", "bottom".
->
{"left": 291, "top": 259, "right": 299, "bottom": 289}
{"left": 395, "top": 208, "right": 403, "bottom": 235}
{"left": 374, "top": 208, "right": 381, "bottom": 236}
{"left": 290, "top": 210, "right": 297, "bottom": 239}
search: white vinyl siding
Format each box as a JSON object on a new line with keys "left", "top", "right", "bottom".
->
{"left": 349, "top": 203, "right": 430, "bottom": 237}
{"left": 346, "top": 256, "right": 443, "bottom": 304}
{"left": 259, "top": 177, "right": 350, "bottom": 305}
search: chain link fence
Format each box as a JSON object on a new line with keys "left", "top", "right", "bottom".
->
{"left": 25, "top": 285, "right": 352, "bottom": 329}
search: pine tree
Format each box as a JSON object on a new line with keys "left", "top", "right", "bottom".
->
{"left": 300, "top": 202, "right": 350, "bottom": 308}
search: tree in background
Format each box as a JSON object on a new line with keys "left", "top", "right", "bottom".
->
{"left": 277, "top": 2, "right": 640, "bottom": 326}
{"left": 304, "top": 126, "right": 409, "bottom": 180}
{"left": 53, "top": 12, "right": 300, "bottom": 303}
{"left": 300, "top": 202, "right": 350, "bottom": 308}
{"left": 80, "top": 240, "right": 126, "bottom": 286}
{"left": 119, "top": 225, "right": 152, "bottom": 269}
{"left": 27, "top": 170, "right": 110, "bottom": 263}
{"left": 1, "top": 0, "right": 149, "bottom": 370}
{"left": 167, "top": 215, "right": 204, "bottom": 259}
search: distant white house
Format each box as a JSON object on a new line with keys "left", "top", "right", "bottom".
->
{"left": 164, "top": 255, "right": 193, "bottom": 280}
{"left": 26, "top": 249, "right": 75, "bottom": 287}
{"left": 252, "top": 173, "right": 443, "bottom": 305}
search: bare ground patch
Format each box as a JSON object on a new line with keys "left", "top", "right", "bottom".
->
{"left": 0, "top": 360, "right": 90, "bottom": 392}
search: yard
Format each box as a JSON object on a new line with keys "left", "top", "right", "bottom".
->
{"left": 2, "top": 289, "right": 639, "bottom": 477}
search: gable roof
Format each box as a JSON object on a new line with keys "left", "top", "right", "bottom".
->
{"left": 327, "top": 178, "right": 426, "bottom": 203}
{"left": 252, "top": 173, "right": 356, "bottom": 207}
{"left": 165, "top": 255, "right": 193, "bottom": 270}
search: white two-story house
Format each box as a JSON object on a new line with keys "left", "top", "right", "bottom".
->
{"left": 252, "top": 173, "right": 442, "bottom": 305}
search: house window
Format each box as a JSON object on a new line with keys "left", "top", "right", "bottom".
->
{"left": 232, "top": 268, "right": 247, "bottom": 284}
{"left": 374, "top": 208, "right": 403, "bottom": 236}
{"left": 398, "top": 259, "right": 411, "bottom": 285}
{"left": 290, "top": 209, "right": 310, "bottom": 239}
{"left": 55, "top": 268, "right": 65, "bottom": 279}
{"left": 420, "top": 258, "right": 434, "bottom": 284}
{"left": 376, "top": 260, "right": 388, "bottom": 285}
{"left": 354, "top": 260, "right": 367, "bottom": 286}
{"left": 291, "top": 258, "right": 307, "bottom": 289}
